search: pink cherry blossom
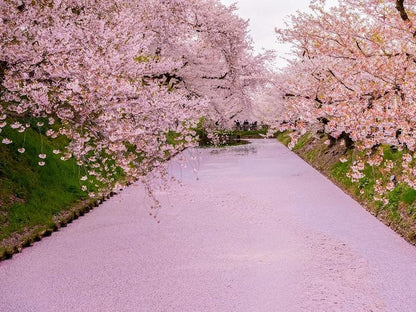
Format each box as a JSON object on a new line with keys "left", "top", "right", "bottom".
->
{"left": 271, "top": 0, "right": 416, "bottom": 200}
{"left": 0, "top": 0, "right": 269, "bottom": 198}
{"left": 10, "top": 122, "right": 21, "bottom": 129}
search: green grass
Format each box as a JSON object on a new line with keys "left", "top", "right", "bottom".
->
{"left": 305, "top": 148, "right": 321, "bottom": 162}
{"left": 0, "top": 121, "right": 99, "bottom": 241}
{"left": 328, "top": 144, "right": 416, "bottom": 235}
{"left": 274, "top": 131, "right": 291, "bottom": 146}
{"left": 292, "top": 133, "right": 313, "bottom": 151}
{"left": 401, "top": 187, "right": 416, "bottom": 205}
{"left": 330, "top": 159, "right": 354, "bottom": 188}
{"left": 232, "top": 128, "right": 267, "bottom": 138}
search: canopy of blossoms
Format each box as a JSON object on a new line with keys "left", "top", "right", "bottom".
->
{"left": 0, "top": 0, "right": 270, "bottom": 197}
{"left": 271, "top": 0, "right": 416, "bottom": 202}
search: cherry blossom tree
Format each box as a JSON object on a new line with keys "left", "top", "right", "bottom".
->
{"left": 272, "top": 0, "right": 416, "bottom": 201}
{"left": 0, "top": 0, "right": 267, "bottom": 198}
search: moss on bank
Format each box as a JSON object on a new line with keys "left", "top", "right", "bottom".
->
{"left": 276, "top": 131, "right": 416, "bottom": 245}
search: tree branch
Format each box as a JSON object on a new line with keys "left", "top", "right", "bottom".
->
{"left": 396, "top": 0, "right": 410, "bottom": 21}
{"left": 328, "top": 69, "right": 355, "bottom": 92}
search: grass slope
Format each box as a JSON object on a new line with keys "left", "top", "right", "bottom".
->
{"left": 0, "top": 122, "right": 106, "bottom": 258}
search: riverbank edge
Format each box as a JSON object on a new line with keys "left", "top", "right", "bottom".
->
{"left": 0, "top": 133, "right": 253, "bottom": 262}
{"left": 0, "top": 185, "right": 129, "bottom": 261}
{"left": 275, "top": 132, "right": 416, "bottom": 246}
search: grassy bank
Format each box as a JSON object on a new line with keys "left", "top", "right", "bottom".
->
{"left": 276, "top": 131, "right": 416, "bottom": 244}
{"left": 0, "top": 121, "right": 119, "bottom": 260}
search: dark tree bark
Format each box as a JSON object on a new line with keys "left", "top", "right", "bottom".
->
{"left": 0, "top": 60, "right": 8, "bottom": 84}
{"left": 396, "top": 0, "right": 410, "bottom": 21}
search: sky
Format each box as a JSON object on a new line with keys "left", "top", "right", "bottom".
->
{"left": 219, "top": 0, "right": 337, "bottom": 68}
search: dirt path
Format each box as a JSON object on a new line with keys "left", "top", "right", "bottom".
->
{"left": 1, "top": 139, "right": 416, "bottom": 311}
